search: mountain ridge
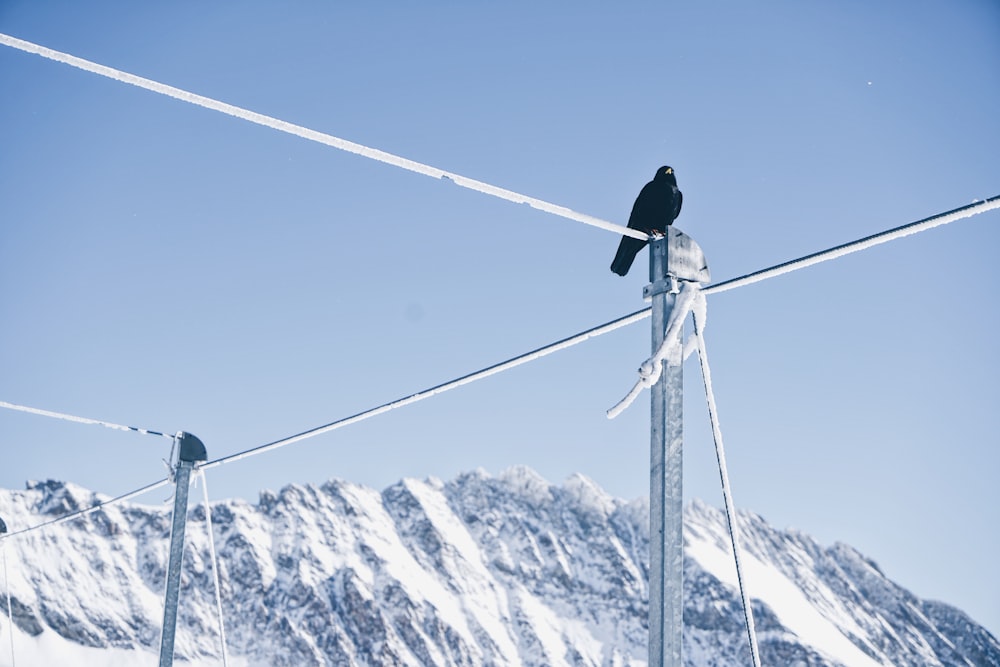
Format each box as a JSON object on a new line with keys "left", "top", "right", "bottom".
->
{"left": 0, "top": 468, "right": 997, "bottom": 666}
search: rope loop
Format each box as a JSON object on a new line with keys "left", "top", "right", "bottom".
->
{"left": 607, "top": 281, "right": 701, "bottom": 419}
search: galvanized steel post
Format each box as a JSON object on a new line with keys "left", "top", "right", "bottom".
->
{"left": 648, "top": 235, "right": 683, "bottom": 667}
{"left": 158, "top": 432, "right": 207, "bottom": 667}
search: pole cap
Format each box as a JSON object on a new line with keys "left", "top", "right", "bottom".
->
{"left": 661, "top": 226, "right": 712, "bottom": 283}
{"left": 176, "top": 432, "right": 208, "bottom": 463}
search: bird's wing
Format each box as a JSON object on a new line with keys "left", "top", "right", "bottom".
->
{"left": 627, "top": 181, "right": 658, "bottom": 230}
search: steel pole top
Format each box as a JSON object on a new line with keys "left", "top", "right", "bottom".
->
{"left": 158, "top": 433, "right": 206, "bottom": 667}
{"left": 175, "top": 432, "right": 207, "bottom": 463}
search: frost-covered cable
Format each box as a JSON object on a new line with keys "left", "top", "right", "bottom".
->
{"left": 705, "top": 195, "right": 1000, "bottom": 295}
{"left": 200, "top": 306, "right": 651, "bottom": 471}
{"left": 605, "top": 195, "right": 1000, "bottom": 326}
{"left": 4, "top": 197, "right": 992, "bottom": 540}
{"left": 0, "top": 400, "right": 172, "bottom": 440}
{"left": 2, "top": 530, "right": 15, "bottom": 667}
{"left": 197, "top": 470, "right": 230, "bottom": 667}
{"left": 691, "top": 292, "right": 762, "bottom": 667}
{"left": 1, "top": 308, "right": 650, "bottom": 538}
{"left": 0, "top": 478, "right": 171, "bottom": 541}
{"left": 184, "top": 186, "right": 1000, "bottom": 468}
{"left": 0, "top": 33, "right": 647, "bottom": 242}
{"left": 607, "top": 281, "right": 700, "bottom": 419}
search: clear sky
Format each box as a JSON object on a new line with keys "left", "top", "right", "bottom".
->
{"left": 2, "top": 0, "right": 998, "bottom": 640}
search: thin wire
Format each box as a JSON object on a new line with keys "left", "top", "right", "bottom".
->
{"left": 200, "top": 306, "right": 651, "bottom": 472}
{"left": 704, "top": 195, "right": 1000, "bottom": 296}
{"left": 164, "top": 194, "right": 1000, "bottom": 472}
{"left": 0, "top": 33, "right": 647, "bottom": 243}
{"left": 197, "top": 470, "right": 230, "bottom": 667}
{"left": 5, "top": 32, "right": 994, "bottom": 255}
{"left": 0, "top": 478, "right": 171, "bottom": 541}
{"left": 0, "top": 308, "right": 649, "bottom": 541}
{"left": 691, "top": 293, "right": 762, "bottom": 667}
{"left": 2, "top": 539, "right": 15, "bottom": 667}
{"left": 5, "top": 196, "right": 996, "bottom": 541}
{"left": 0, "top": 401, "right": 173, "bottom": 440}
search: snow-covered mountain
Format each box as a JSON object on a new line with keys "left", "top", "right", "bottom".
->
{"left": 0, "top": 468, "right": 996, "bottom": 666}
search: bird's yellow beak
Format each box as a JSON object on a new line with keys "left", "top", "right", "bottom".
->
{"left": 665, "top": 167, "right": 673, "bottom": 174}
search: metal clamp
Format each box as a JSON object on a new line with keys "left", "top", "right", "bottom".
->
{"left": 643, "top": 275, "right": 681, "bottom": 301}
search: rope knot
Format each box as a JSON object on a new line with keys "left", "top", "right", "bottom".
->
{"left": 607, "top": 281, "right": 702, "bottom": 419}
{"left": 637, "top": 359, "right": 660, "bottom": 386}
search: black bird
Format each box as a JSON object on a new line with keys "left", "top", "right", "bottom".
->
{"left": 610, "top": 166, "right": 683, "bottom": 276}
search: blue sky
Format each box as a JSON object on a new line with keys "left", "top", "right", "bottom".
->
{"left": 2, "top": 0, "right": 998, "bottom": 639}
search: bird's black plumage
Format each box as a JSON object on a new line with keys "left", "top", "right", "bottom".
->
{"left": 610, "top": 166, "right": 683, "bottom": 276}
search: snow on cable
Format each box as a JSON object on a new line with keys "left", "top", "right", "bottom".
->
{"left": 607, "top": 281, "right": 700, "bottom": 419}
{"left": 705, "top": 195, "right": 1000, "bottom": 295}
{"left": 0, "top": 308, "right": 650, "bottom": 541}
{"left": 0, "top": 400, "right": 173, "bottom": 440}
{"left": 0, "top": 478, "right": 172, "bottom": 540}
{"left": 3, "top": 197, "right": 996, "bottom": 540}
{"left": 0, "top": 33, "right": 648, "bottom": 242}
{"left": 200, "top": 307, "right": 652, "bottom": 471}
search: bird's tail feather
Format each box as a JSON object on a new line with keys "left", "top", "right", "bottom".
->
{"left": 610, "top": 237, "right": 645, "bottom": 276}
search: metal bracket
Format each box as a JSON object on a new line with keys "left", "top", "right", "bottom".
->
{"left": 644, "top": 275, "right": 681, "bottom": 301}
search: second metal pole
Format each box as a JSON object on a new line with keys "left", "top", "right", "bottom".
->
{"left": 159, "top": 432, "right": 207, "bottom": 667}
{"left": 649, "top": 236, "right": 683, "bottom": 667}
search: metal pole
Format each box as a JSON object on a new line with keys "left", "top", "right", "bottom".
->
{"left": 648, "top": 236, "right": 683, "bottom": 667}
{"left": 159, "top": 432, "right": 207, "bottom": 667}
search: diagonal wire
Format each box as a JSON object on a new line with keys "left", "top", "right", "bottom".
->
{"left": 196, "top": 470, "right": 230, "bottom": 667}
{"left": 0, "top": 308, "right": 649, "bottom": 542}
{"left": 200, "top": 306, "right": 650, "bottom": 472}
{"left": 3, "top": 195, "right": 996, "bottom": 541}
{"left": 704, "top": 195, "right": 1000, "bottom": 295}
{"left": 0, "top": 401, "right": 173, "bottom": 440}
{"left": 1, "top": 33, "right": 992, "bottom": 271}
{"left": 691, "top": 292, "right": 762, "bottom": 667}
{"left": 0, "top": 478, "right": 171, "bottom": 541}
{"left": 0, "top": 32, "right": 647, "bottom": 242}
{"left": 0, "top": 306, "right": 646, "bottom": 542}
{"left": 201, "top": 194, "right": 999, "bottom": 470}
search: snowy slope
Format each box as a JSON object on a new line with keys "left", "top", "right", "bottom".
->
{"left": 0, "top": 470, "right": 997, "bottom": 667}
